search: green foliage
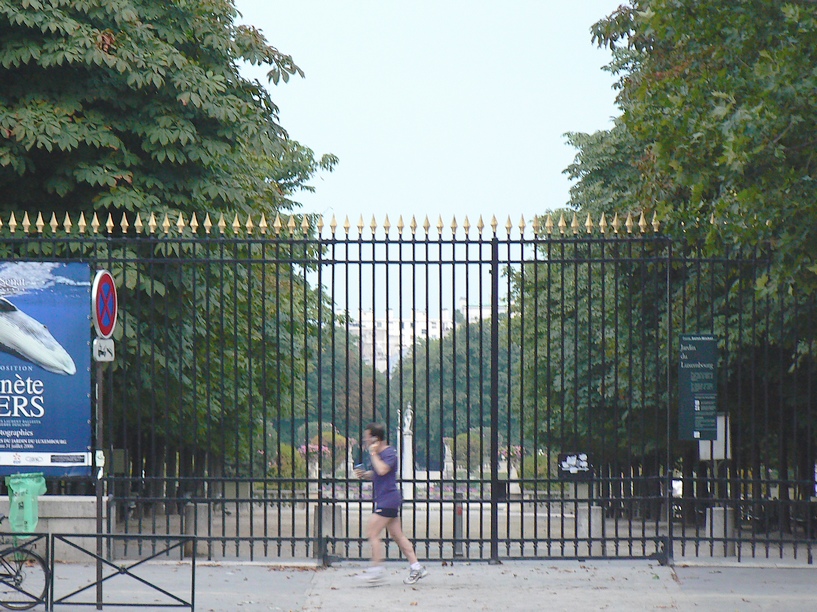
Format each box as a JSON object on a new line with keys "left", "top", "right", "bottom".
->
{"left": 509, "top": 237, "right": 668, "bottom": 467}
{"left": 392, "top": 316, "right": 521, "bottom": 468}
{"left": 270, "top": 442, "right": 306, "bottom": 482}
{"left": 305, "top": 329, "right": 390, "bottom": 440}
{"left": 564, "top": 119, "right": 642, "bottom": 217}
{"left": 0, "top": 1, "right": 339, "bottom": 480}
{"left": 587, "top": 0, "right": 817, "bottom": 293}
{"left": 453, "top": 428, "right": 489, "bottom": 472}
{"left": 559, "top": 2, "right": 817, "bottom": 484}
{"left": 0, "top": 0, "right": 335, "bottom": 218}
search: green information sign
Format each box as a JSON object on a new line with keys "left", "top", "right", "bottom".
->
{"left": 678, "top": 334, "right": 718, "bottom": 440}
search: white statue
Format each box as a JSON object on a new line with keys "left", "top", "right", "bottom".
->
{"left": 403, "top": 404, "right": 414, "bottom": 434}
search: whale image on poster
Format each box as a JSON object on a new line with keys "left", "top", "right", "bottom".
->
{"left": 0, "top": 297, "right": 77, "bottom": 375}
{"left": 0, "top": 262, "right": 92, "bottom": 477}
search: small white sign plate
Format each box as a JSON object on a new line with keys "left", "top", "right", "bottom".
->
{"left": 93, "top": 338, "right": 115, "bottom": 362}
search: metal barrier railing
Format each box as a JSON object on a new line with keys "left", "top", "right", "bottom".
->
{"left": 48, "top": 534, "right": 195, "bottom": 611}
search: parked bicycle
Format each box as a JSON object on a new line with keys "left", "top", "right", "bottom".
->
{"left": 0, "top": 515, "right": 48, "bottom": 610}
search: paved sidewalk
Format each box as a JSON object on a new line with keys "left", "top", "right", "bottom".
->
{"left": 47, "top": 558, "right": 817, "bottom": 611}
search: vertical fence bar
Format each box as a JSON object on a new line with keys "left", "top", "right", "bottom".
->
{"left": 489, "top": 236, "right": 500, "bottom": 564}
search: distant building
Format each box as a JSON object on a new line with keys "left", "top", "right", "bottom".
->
{"left": 346, "top": 298, "right": 507, "bottom": 373}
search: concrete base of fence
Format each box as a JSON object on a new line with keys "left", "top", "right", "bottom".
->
{"left": 576, "top": 505, "right": 605, "bottom": 556}
{"left": 182, "top": 503, "right": 206, "bottom": 558}
{"left": 312, "top": 504, "right": 344, "bottom": 556}
{"left": 0, "top": 495, "right": 114, "bottom": 562}
{"left": 706, "top": 506, "right": 736, "bottom": 556}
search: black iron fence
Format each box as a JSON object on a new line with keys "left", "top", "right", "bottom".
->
{"left": 0, "top": 210, "right": 814, "bottom": 563}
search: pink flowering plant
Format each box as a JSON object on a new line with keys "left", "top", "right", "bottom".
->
{"left": 498, "top": 445, "right": 523, "bottom": 462}
{"left": 298, "top": 443, "right": 332, "bottom": 460}
{"left": 299, "top": 429, "right": 350, "bottom": 470}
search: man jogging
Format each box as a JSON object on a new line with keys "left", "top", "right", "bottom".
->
{"left": 354, "top": 423, "right": 427, "bottom": 585}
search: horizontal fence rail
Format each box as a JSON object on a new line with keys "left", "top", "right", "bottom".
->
{"left": 0, "top": 210, "right": 812, "bottom": 565}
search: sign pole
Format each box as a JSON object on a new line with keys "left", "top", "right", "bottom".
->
{"left": 95, "top": 360, "right": 104, "bottom": 611}
{"left": 91, "top": 269, "right": 117, "bottom": 611}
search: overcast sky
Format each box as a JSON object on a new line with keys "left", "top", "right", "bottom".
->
{"left": 235, "top": 1, "right": 622, "bottom": 236}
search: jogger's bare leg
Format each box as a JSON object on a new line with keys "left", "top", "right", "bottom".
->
{"left": 386, "top": 517, "right": 418, "bottom": 565}
{"left": 367, "top": 513, "right": 391, "bottom": 566}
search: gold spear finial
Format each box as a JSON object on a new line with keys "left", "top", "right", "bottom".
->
{"left": 611, "top": 212, "right": 620, "bottom": 234}
{"left": 106, "top": 213, "right": 115, "bottom": 235}
{"left": 190, "top": 213, "right": 199, "bottom": 234}
{"left": 177, "top": 213, "right": 186, "bottom": 235}
{"left": 477, "top": 215, "right": 485, "bottom": 235}
{"left": 203, "top": 213, "right": 212, "bottom": 234}
{"left": 35, "top": 212, "right": 45, "bottom": 234}
{"left": 638, "top": 211, "right": 647, "bottom": 233}
{"left": 246, "top": 215, "right": 255, "bottom": 235}
{"left": 287, "top": 214, "right": 297, "bottom": 235}
{"left": 120, "top": 213, "right": 129, "bottom": 234}
{"left": 383, "top": 215, "right": 391, "bottom": 234}
{"left": 491, "top": 215, "right": 498, "bottom": 235}
{"left": 89, "top": 212, "right": 99, "bottom": 234}
{"left": 134, "top": 213, "right": 143, "bottom": 234}
{"left": 217, "top": 213, "right": 226, "bottom": 234}
{"left": 162, "top": 213, "right": 171, "bottom": 234}
{"left": 259, "top": 213, "right": 268, "bottom": 235}
{"left": 357, "top": 215, "right": 364, "bottom": 235}
{"left": 49, "top": 213, "right": 59, "bottom": 234}
{"left": 585, "top": 213, "right": 593, "bottom": 234}
{"left": 558, "top": 213, "right": 567, "bottom": 235}
{"left": 599, "top": 212, "right": 607, "bottom": 234}
{"left": 463, "top": 216, "right": 471, "bottom": 235}
{"left": 571, "top": 213, "right": 580, "bottom": 235}
{"left": 410, "top": 216, "right": 418, "bottom": 236}
{"left": 625, "top": 212, "right": 634, "bottom": 234}
{"left": 343, "top": 215, "right": 351, "bottom": 236}
{"left": 8, "top": 213, "right": 16, "bottom": 234}
{"left": 545, "top": 213, "right": 554, "bottom": 235}
{"left": 63, "top": 212, "right": 73, "bottom": 234}
{"left": 652, "top": 211, "right": 660, "bottom": 233}
{"left": 148, "top": 212, "right": 157, "bottom": 234}
{"left": 370, "top": 215, "right": 377, "bottom": 236}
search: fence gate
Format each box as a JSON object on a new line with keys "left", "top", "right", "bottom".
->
{"left": 0, "top": 210, "right": 812, "bottom": 564}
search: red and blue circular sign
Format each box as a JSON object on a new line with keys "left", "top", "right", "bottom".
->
{"left": 92, "top": 270, "right": 118, "bottom": 338}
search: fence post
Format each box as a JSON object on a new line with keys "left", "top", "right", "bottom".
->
{"left": 453, "top": 492, "right": 464, "bottom": 557}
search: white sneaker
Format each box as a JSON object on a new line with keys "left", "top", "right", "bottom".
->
{"left": 403, "top": 565, "right": 428, "bottom": 585}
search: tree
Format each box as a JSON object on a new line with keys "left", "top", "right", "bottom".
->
{"left": 0, "top": 1, "right": 341, "bottom": 488}
{"left": 564, "top": 118, "right": 641, "bottom": 217}
{"left": 0, "top": 0, "right": 336, "bottom": 219}
{"left": 508, "top": 231, "right": 668, "bottom": 475}
{"left": 564, "top": 1, "right": 817, "bottom": 521}
{"left": 392, "top": 314, "right": 522, "bottom": 470}
{"left": 590, "top": 0, "right": 817, "bottom": 293}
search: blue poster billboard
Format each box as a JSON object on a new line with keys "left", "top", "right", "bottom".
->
{"left": 0, "top": 262, "right": 92, "bottom": 477}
